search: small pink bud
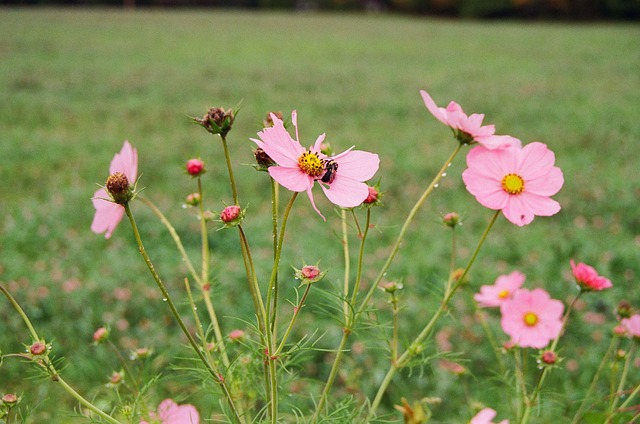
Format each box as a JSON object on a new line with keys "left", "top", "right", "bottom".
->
{"left": 381, "top": 281, "right": 403, "bottom": 294}
{"left": 131, "top": 347, "right": 151, "bottom": 359}
{"left": 93, "top": 327, "right": 109, "bottom": 343}
{"left": 185, "top": 192, "right": 201, "bottom": 206}
{"left": 30, "top": 341, "right": 47, "bottom": 356}
{"left": 220, "top": 205, "right": 242, "bottom": 223}
{"left": 186, "top": 158, "right": 205, "bottom": 177}
{"left": 229, "top": 329, "right": 245, "bottom": 341}
{"left": 503, "top": 340, "right": 516, "bottom": 350}
{"left": 541, "top": 350, "right": 557, "bottom": 365}
{"left": 442, "top": 212, "right": 460, "bottom": 228}
{"left": 363, "top": 186, "right": 379, "bottom": 204}
{"left": 2, "top": 393, "right": 18, "bottom": 405}
{"left": 613, "top": 324, "right": 628, "bottom": 337}
{"left": 301, "top": 265, "right": 320, "bottom": 280}
{"left": 109, "top": 371, "right": 123, "bottom": 385}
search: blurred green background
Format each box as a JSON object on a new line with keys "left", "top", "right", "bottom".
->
{"left": 1, "top": 8, "right": 639, "bottom": 422}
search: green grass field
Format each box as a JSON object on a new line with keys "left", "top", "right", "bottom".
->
{"left": 1, "top": 8, "right": 639, "bottom": 422}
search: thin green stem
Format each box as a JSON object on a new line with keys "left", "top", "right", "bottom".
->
{"left": 139, "top": 196, "right": 229, "bottom": 366}
{"left": 124, "top": 204, "right": 243, "bottom": 423}
{"left": 1, "top": 285, "right": 121, "bottom": 424}
{"left": 390, "top": 292, "right": 399, "bottom": 362}
{"left": 572, "top": 336, "right": 619, "bottom": 423}
{"left": 606, "top": 342, "right": 637, "bottom": 422}
{"left": 273, "top": 284, "right": 312, "bottom": 356}
{"left": 270, "top": 179, "right": 280, "bottom": 336}
{"left": 617, "top": 345, "right": 640, "bottom": 411}
{"left": 476, "top": 309, "right": 506, "bottom": 376}
{"left": 367, "top": 210, "right": 500, "bottom": 419}
{"left": 341, "top": 209, "right": 351, "bottom": 322}
{"left": 522, "top": 292, "right": 583, "bottom": 424}
{"left": 220, "top": 134, "right": 239, "bottom": 205}
{"left": 356, "top": 144, "right": 463, "bottom": 320}
{"left": 514, "top": 347, "right": 526, "bottom": 420}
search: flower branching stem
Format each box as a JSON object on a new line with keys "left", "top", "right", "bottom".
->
{"left": 124, "top": 203, "right": 244, "bottom": 423}
{"left": 367, "top": 210, "right": 500, "bottom": 420}
{"left": 0, "top": 285, "right": 121, "bottom": 424}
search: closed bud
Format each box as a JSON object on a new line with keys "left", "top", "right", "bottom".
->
{"left": 220, "top": 205, "right": 243, "bottom": 226}
{"left": 294, "top": 264, "right": 326, "bottom": 285}
{"left": 254, "top": 147, "right": 275, "bottom": 171}
{"left": 30, "top": 341, "right": 47, "bottom": 356}
{"left": 186, "top": 158, "right": 205, "bottom": 177}
{"left": 185, "top": 192, "right": 201, "bottom": 207}
{"left": 106, "top": 172, "right": 132, "bottom": 205}
{"left": 92, "top": 327, "right": 109, "bottom": 344}
{"left": 195, "top": 107, "right": 235, "bottom": 137}
{"left": 442, "top": 212, "right": 460, "bottom": 228}
{"left": 2, "top": 393, "right": 18, "bottom": 406}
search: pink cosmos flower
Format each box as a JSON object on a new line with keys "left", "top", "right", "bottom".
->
{"left": 474, "top": 271, "right": 526, "bottom": 308}
{"left": 621, "top": 314, "right": 640, "bottom": 339}
{"left": 140, "top": 399, "right": 199, "bottom": 424}
{"left": 470, "top": 407, "right": 509, "bottom": 424}
{"left": 252, "top": 111, "right": 379, "bottom": 220}
{"left": 420, "top": 90, "right": 520, "bottom": 150}
{"left": 570, "top": 260, "right": 613, "bottom": 292}
{"left": 462, "top": 142, "right": 563, "bottom": 226}
{"left": 500, "top": 288, "right": 564, "bottom": 349}
{"left": 91, "top": 141, "right": 138, "bottom": 238}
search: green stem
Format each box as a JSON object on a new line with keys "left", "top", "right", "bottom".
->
{"left": 1, "top": 285, "right": 121, "bottom": 424}
{"left": 273, "top": 284, "right": 312, "bottom": 356}
{"left": 367, "top": 210, "right": 500, "bottom": 419}
{"left": 270, "top": 179, "right": 280, "bottom": 337}
{"left": 124, "top": 204, "right": 243, "bottom": 423}
{"left": 356, "top": 144, "right": 462, "bottom": 320}
{"left": 617, "top": 345, "right": 640, "bottom": 411}
{"left": 139, "top": 196, "right": 229, "bottom": 367}
{"left": 220, "top": 134, "right": 239, "bottom": 205}
{"left": 521, "top": 292, "right": 582, "bottom": 424}
{"left": 571, "top": 335, "right": 619, "bottom": 423}
{"left": 606, "top": 342, "right": 637, "bottom": 422}
{"left": 341, "top": 209, "right": 351, "bottom": 322}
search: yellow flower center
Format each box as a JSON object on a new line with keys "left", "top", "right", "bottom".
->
{"left": 502, "top": 173, "right": 525, "bottom": 195}
{"left": 498, "top": 289, "right": 510, "bottom": 299}
{"left": 298, "top": 151, "right": 325, "bottom": 177}
{"left": 523, "top": 312, "right": 539, "bottom": 327}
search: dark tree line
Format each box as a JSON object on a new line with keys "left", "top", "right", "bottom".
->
{"left": 2, "top": 0, "right": 639, "bottom": 19}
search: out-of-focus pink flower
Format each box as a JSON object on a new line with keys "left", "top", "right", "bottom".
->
{"left": 141, "top": 399, "right": 200, "bottom": 424}
{"left": 474, "top": 271, "right": 525, "bottom": 308}
{"left": 91, "top": 141, "right": 138, "bottom": 238}
{"left": 500, "top": 288, "right": 564, "bottom": 349}
{"left": 420, "top": 90, "right": 520, "bottom": 150}
{"left": 570, "top": 260, "right": 613, "bottom": 292}
{"left": 252, "top": 111, "right": 379, "bottom": 220}
{"left": 622, "top": 315, "right": 640, "bottom": 339}
{"left": 470, "top": 407, "right": 509, "bottom": 424}
{"left": 462, "top": 142, "right": 563, "bottom": 226}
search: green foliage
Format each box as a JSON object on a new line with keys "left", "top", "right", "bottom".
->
{"left": 1, "top": 8, "right": 639, "bottom": 422}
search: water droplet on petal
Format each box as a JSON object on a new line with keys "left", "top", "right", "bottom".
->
{"left": 434, "top": 184, "right": 439, "bottom": 188}
{"left": 162, "top": 298, "right": 168, "bottom": 302}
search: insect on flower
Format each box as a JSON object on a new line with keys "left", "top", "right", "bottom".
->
{"left": 320, "top": 160, "right": 339, "bottom": 184}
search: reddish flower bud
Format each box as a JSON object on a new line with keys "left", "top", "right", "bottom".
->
{"left": 381, "top": 281, "right": 403, "bottom": 294}
{"left": 106, "top": 172, "right": 132, "bottom": 205}
{"left": 2, "top": 393, "right": 18, "bottom": 406}
{"left": 442, "top": 212, "right": 460, "bottom": 228}
{"left": 195, "top": 107, "right": 234, "bottom": 136}
{"left": 186, "top": 158, "right": 205, "bottom": 177}
{"left": 363, "top": 186, "right": 379, "bottom": 204}
{"left": 617, "top": 301, "right": 632, "bottom": 319}
{"left": 228, "top": 329, "right": 245, "bottom": 341}
{"left": 93, "top": 327, "right": 109, "bottom": 344}
{"left": 185, "top": 192, "right": 201, "bottom": 207}
{"left": 220, "top": 205, "right": 242, "bottom": 223}
{"left": 294, "top": 264, "right": 326, "bottom": 285}
{"left": 254, "top": 148, "right": 275, "bottom": 171}
{"left": 30, "top": 341, "right": 47, "bottom": 356}
{"left": 541, "top": 350, "right": 557, "bottom": 365}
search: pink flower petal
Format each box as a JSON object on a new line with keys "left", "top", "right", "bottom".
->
{"left": 320, "top": 175, "right": 369, "bottom": 208}
{"left": 268, "top": 166, "right": 311, "bottom": 192}
{"left": 420, "top": 90, "right": 449, "bottom": 125}
{"left": 332, "top": 150, "right": 380, "bottom": 181}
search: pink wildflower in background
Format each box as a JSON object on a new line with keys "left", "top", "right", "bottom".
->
{"left": 474, "top": 271, "right": 526, "bottom": 308}
{"left": 621, "top": 314, "right": 640, "bottom": 339}
{"left": 470, "top": 407, "right": 508, "bottom": 424}
{"left": 500, "top": 288, "right": 564, "bottom": 349}
{"left": 570, "top": 260, "right": 613, "bottom": 292}
{"left": 91, "top": 141, "right": 138, "bottom": 238}
{"left": 252, "top": 111, "right": 379, "bottom": 220}
{"left": 420, "top": 90, "right": 520, "bottom": 149}
{"left": 462, "top": 142, "right": 563, "bottom": 226}
{"left": 141, "top": 399, "right": 199, "bottom": 424}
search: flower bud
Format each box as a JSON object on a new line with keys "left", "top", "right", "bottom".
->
{"left": 108, "top": 371, "right": 124, "bottom": 386}
{"left": 442, "top": 212, "right": 460, "bottom": 228}
{"left": 264, "top": 111, "right": 284, "bottom": 127}
{"left": 186, "top": 158, "right": 205, "bottom": 177}
{"left": 363, "top": 186, "right": 379, "bottom": 204}
{"left": 30, "top": 341, "right": 47, "bottom": 356}
{"left": 185, "top": 192, "right": 201, "bottom": 207}
{"left": 93, "top": 327, "right": 109, "bottom": 344}
{"left": 540, "top": 350, "right": 557, "bottom": 365}
{"left": 254, "top": 147, "right": 275, "bottom": 171}
{"left": 130, "top": 347, "right": 151, "bottom": 360}
{"left": 381, "top": 281, "right": 403, "bottom": 294}
{"left": 294, "top": 264, "right": 326, "bottom": 285}
{"left": 106, "top": 172, "right": 133, "bottom": 205}
{"left": 195, "top": 107, "right": 234, "bottom": 136}
{"left": 220, "top": 205, "right": 243, "bottom": 225}
{"left": 1, "top": 393, "right": 18, "bottom": 406}
{"left": 228, "top": 329, "right": 245, "bottom": 341}
{"left": 617, "top": 301, "right": 632, "bottom": 319}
